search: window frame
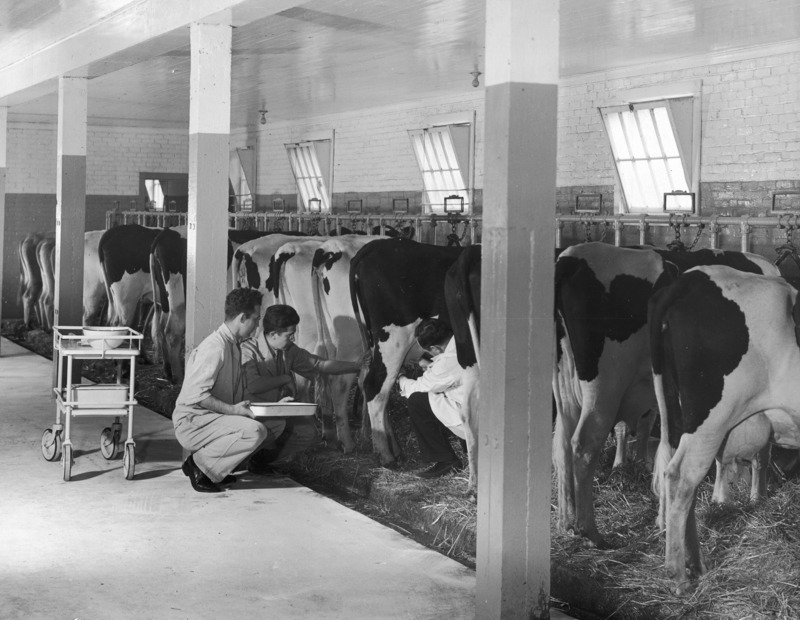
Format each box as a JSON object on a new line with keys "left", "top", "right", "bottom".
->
{"left": 408, "top": 112, "right": 475, "bottom": 215}
{"left": 285, "top": 134, "right": 334, "bottom": 213}
{"left": 600, "top": 83, "right": 701, "bottom": 214}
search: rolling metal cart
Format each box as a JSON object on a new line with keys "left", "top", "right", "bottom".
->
{"left": 42, "top": 326, "right": 143, "bottom": 481}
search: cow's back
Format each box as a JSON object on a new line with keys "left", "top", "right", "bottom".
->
{"left": 350, "top": 239, "right": 463, "bottom": 346}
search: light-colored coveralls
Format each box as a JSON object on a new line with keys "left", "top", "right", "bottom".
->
{"left": 172, "top": 323, "right": 267, "bottom": 483}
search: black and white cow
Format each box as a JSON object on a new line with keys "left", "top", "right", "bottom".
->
{"left": 83, "top": 230, "right": 109, "bottom": 326}
{"left": 99, "top": 224, "right": 160, "bottom": 330}
{"left": 350, "top": 238, "right": 463, "bottom": 467}
{"left": 553, "top": 242, "right": 780, "bottom": 546}
{"left": 267, "top": 237, "right": 331, "bottom": 403}
{"left": 311, "top": 235, "right": 384, "bottom": 451}
{"left": 35, "top": 236, "right": 56, "bottom": 332}
{"left": 18, "top": 232, "right": 45, "bottom": 329}
{"left": 648, "top": 265, "right": 800, "bottom": 593}
{"left": 149, "top": 227, "right": 186, "bottom": 380}
{"left": 443, "top": 244, "right": 481, "bottom": 493}
{"left": 150, "top": 228, "right": 279, "bottom": 382}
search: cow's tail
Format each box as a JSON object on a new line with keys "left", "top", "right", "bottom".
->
{"left": 348, "top": 249, "right": 373, "bottom": 353}
{"left": 648, "top": 284, "right": 683, "bottom": 530}
{"left": 98, "top": 244, "right": 116, "bottom": 326}
{"left": 267, "top": 248, "right": 295, "bottom": 302}
{"left": 17, "top": 238, "right": 26, "bottom": 306}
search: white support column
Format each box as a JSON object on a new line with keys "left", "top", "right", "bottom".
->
{"left": 476, "top": 0, "right": 558, "bottom": 618}
{"left": 54, "top": 77, "right": 87, "bottom": 328}
{"left": 0, "top": 107, "right": 7, "bottom": 355}
{"left": 185, "top": 21, "right": 232, "bottom": 355}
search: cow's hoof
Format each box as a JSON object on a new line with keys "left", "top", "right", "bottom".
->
{"left": 382, "top": 460, "right": 401, "bottom": 471}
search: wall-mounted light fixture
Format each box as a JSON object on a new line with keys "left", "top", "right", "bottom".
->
{"left": 259, "top": 109, "right": 268, "bottom": 125}
{"left": 470, "top": 70, "right": 482, "bottom": 88}
{"left": 308, "top": 197, "right": 322, "bottom": 213}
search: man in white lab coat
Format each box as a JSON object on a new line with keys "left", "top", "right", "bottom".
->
{"left": 397, "top": 318, "right": 467, "bottom": 478}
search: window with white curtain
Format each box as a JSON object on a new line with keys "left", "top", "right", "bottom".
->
{"left": 600, "top": 97, "right": 697, "bottom": 213}
{"left": 285, "top": 139, "right": 332, "bottom": 212}
{"left": 408, "top": 124, "right": 472, "bottom": 214}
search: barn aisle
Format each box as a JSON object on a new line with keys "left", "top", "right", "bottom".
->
{"left": 0, "top": 337, "right": 479, "bottom": 620}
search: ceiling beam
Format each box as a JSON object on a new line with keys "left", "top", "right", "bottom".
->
{"left": 0, "top": 0, "right": 299, "bottom": 106}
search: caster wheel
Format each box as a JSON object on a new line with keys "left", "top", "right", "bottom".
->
{"left": 62, "top": 444, "right": 73, "bottom": 481}
{"left": 123, "top": 444, "right": 135, "bottom": 480}
{"left": 100, "top": 427, "right": 118, "bottom": 460}
{"left": 41, "top": 428, "right": 62, "bottom": 462}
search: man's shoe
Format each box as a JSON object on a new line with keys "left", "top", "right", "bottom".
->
{"left": 183, "top": 455, "right": 222, "bottom": 493}
{"left": 416, "top": 460, "right": 462, "bottom": 479}
{"left": 220, "top": 474, "right": 237, "bottom": 485}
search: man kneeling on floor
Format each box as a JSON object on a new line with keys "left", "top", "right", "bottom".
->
{"left": 241, "top": 304, "right": 364, "bottom": 475}
{"left": 398, "top": 318, "right": 466, "bottom": 479}
{"left": 172, "top": 288, "right": 273, "bottom": 493}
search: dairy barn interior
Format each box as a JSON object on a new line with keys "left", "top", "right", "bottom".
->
{"left": 0, "top": 0, "right": 799, "bottom": 619}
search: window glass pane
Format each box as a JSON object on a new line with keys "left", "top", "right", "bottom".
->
{"left": 605, "top": 113, "right": 630, "bottom": 160}
{"left": 621, "top": 111, "right": 646, "bottom": 158}
{"left": 666, "top": 158, "right": 689, "bottom": 191}
{"left": 636, "top": 109, "right": 662, "bottom": 158}
{"left": 653, "top": 107, "right": 680, "bottom": 157}
{"left": 617, "top": 161, "right": 642, "bottom": 210}
{"left": 650, "top": 159, "right": 671, "bottom": 198}
{"left": 634, "top": 160, "right": 658, "bottom": 208}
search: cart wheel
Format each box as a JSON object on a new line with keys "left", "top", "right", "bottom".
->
{"left": 62, "top": 444, "right": 73, "bottom": 482}
{"left": 41, "top": 428, "right": 62, "bottom": 462}
{"left": 123, "top": 444, "right": 135, "bottom": 480}
{"left": 99, "top": 427, "right": 118, "bottom": 460}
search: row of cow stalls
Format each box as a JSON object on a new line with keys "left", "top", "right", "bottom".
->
{"left": 556, "top": 211, "right": 800, "bottom": 286}
{"left": 105, "top": 209, "right": 482, "bottom": 247}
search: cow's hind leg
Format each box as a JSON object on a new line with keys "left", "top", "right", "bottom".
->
{"left": 665, "top": 438, "right": 717, "bottom": 594}
{"left": 570, "top": 403, "right": 615, "bottom": 546}
{"left": 552, "top": 373, "right": 579, "bottom": 534}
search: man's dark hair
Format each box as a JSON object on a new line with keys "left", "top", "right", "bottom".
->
{"left": 263, "top": 304, "right": 300, "bottom": 333}
{"left": 224, "top": 288, "right": 263, "bottom": 320}
{"left": 415, "top": 318, "right": 452, "bottom": 350}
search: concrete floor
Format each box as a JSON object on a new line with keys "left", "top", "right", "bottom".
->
{"left": 0, "top": 336, "right": 573, "bottom": 620}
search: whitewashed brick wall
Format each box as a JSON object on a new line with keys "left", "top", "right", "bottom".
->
{"left": 7, "top": 46, "right": 796, "bottom": 197}
{"left": 557, "top": 47, "right": 800, "bottom": 188}
{"left": 233, "top": 92, "right": 485, "bottom": 195}
{"left": 6, "top": 124, "right": 188, "bottom": 194}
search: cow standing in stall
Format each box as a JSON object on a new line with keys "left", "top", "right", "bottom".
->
{"left": 99, "top": 224, "right": 161, "bottom": 331}
{"left": 35, "top": 236, "right": 56, "bottom": 332}
{"left": 311, "top": 235, "right": 384, "bottom": 452}
{"left": 18, "top": 232, "right": 45, "bottom": 329}
{"left": 648, "top": 265, "right": 800, "bottom": 593}
{"left": 350, "top": 238, "right": 463, "bottom": 468}
{"left": 443, "top": 244, "right": 481, "bottom": 493}
{"left": 267, "top": 237, "right": 331, "bottom": 404}
{"left": 150, "top": 229, "right": 283, "bottom": 382}
{"left": 553, "top": 242, "right": 781, "bottom": 547}
{"left": 83, "top": 230, "right": 110, "bottom": 326}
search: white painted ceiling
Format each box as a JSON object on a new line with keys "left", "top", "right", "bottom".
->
{"left": 0, "top": 0, "right": 798, "bottom": 130}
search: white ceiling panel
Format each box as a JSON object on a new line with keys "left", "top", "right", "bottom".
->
{"left": 0, "top": 0, "right": 796, "bottom": 129}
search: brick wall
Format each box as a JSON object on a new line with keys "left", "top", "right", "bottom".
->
{"left": 557, "top": 47, "right": 799, "bottom": 212}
